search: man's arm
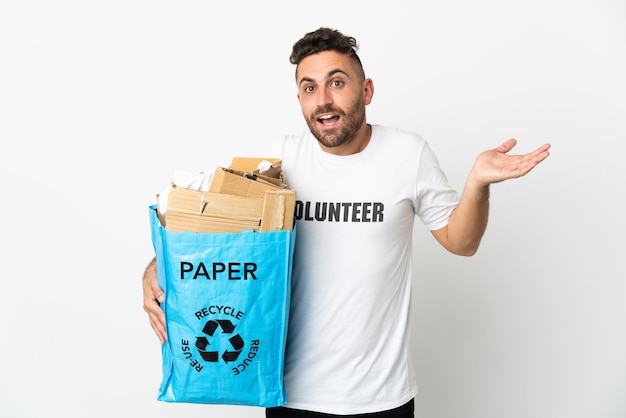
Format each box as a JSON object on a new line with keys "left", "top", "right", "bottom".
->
{"left": 432, "top": 138, "right": 551, "bottom": 256}
{"left": 143, "top": 257, "right": 167, "bottom": 344}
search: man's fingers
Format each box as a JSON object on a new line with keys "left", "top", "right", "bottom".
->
{"left": 532, "top": 143, "right": 551, "bottom": 162}
{"left": 149, "top": 315, "right": 167, "bottom": 345}
{"left": 496, "top": 138, "right": 518, "bottom": 154}
{"left": 145, "top": 298, "right": 167, "bottom": 344}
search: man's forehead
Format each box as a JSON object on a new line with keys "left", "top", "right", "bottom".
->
{"left": 296, "top": 51, "right": 354, "bottom": 83}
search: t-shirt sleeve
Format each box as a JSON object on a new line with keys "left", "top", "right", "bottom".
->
{"left": 415, "top": 142, "right": 459, "bottom": 231}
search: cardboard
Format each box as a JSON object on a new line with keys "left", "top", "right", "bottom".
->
{"left": 164, "top": 187, "right": 264, "bottom": 233}
{"left": 229, "top": 157, "right": 282, "bottom": 173}
{"left": 259, "top": 189, "right": 296, "bottom": 232}
{"left": 209, "top": 168, "right": 284, "bottom": 198}
{"left": 158, "top": 157, "right": 295, "bottom": 233}
{"left": 209, "top": 157, "right": 287, "bottom": 197}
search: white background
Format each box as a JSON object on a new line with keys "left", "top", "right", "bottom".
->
{"left": 1, "top": 1, "right": 625, "bottom": 417}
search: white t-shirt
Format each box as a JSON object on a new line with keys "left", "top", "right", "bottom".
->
{"left": 274, "top": 124, "right": 459, "bottom": 414}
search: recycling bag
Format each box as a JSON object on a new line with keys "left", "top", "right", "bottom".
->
{"left": 149, "top": 205, "right": 295, "bottom": 407}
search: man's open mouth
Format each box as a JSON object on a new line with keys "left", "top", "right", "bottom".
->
{"left": 317, "top": 114, "right": 340, "bottom": 126}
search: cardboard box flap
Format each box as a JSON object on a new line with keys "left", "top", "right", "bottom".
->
{"left": 209, "top": 167, "right": 287, "bottom": 198}
{"left": 163, "top": 185, "right": 295, "bottom": 233}
{"left": 229, "top": 157, "right": 282, "bottom": 174}
{"left": 259, "top": 190, "right": 296, "bottom": 232}
{"left": 165, "top": 213, "right": 260, "bottom": 233}
{"left": 167, "top": 186, "right": 264, "bottom": 216}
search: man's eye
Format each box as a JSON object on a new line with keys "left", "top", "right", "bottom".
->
{"left": 332, "top": 80, "right": 344, "bottom": 87}
{"left": 304, "top": 85, "right": 315, "bottom": 93}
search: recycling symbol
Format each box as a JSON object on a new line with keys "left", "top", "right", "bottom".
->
{"left": 195, "top": 319, "right": 244, "bottom": 363}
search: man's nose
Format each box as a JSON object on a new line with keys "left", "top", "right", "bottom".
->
{"left": 316, "top": 87, "right": 333, "bottom": 107}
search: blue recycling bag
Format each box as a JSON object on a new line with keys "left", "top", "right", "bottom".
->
{"left": 149, "top": 205, "right": 295, "bottom": 407}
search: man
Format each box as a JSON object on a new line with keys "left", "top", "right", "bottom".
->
{"left": 143, "top": 27, "right": 550, "bottom": 417}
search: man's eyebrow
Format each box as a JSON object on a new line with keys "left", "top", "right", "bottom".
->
{"left": 298, "top": 76, "right": 315, "bottom": 86}
{"left": 298, "top": 69, "right": 351, "bottom": 87}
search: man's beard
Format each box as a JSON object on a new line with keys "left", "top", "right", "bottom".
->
{"left": 305, "top": 96, "right": 366, "bottom": 149}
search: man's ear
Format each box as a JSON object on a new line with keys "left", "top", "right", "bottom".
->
{"left": 363, "top": 78, "right": 374, "bottom": 105}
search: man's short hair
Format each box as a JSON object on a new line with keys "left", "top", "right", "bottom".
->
{"left": 290, "top": 27, "right": 365, "bottom": 79}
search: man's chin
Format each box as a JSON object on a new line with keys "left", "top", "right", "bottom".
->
{"left": 315, "top": 134, "right": 345, "bottom": 148}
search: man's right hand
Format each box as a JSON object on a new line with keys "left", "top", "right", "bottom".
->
{"left": 143, "top": 257, "right": 167, "bottom": 345}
